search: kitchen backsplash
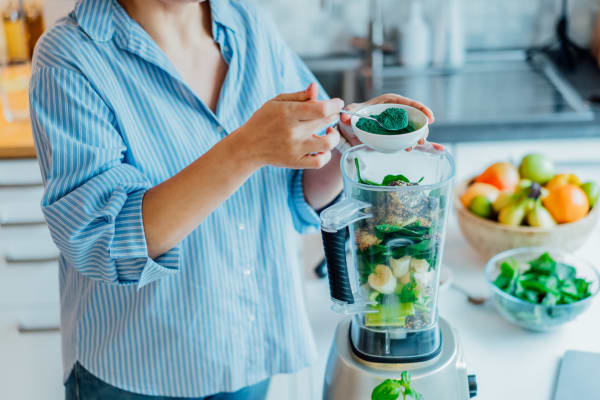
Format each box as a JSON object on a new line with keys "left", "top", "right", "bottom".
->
{"left": 259, "top": 0, "right": 600, "bottom": 57}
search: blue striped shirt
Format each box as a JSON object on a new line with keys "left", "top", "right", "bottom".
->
{"left": 29, "top": 0, "right": 324, "bottom": 396}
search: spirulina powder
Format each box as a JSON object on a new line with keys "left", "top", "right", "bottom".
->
{"left": 357, "top": 108, "right": 416, "bottom": 135}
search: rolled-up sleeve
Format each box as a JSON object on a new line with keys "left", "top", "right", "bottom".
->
{"left": 287, "top": 169, "right": 321, "bottom": 234}
{"left": 30, "top": 67, "right": 180, "bottom": 288}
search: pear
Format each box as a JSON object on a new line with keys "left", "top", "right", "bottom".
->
{"left": 498, "top": 198, "right": 531, "bottom": 226}
{"left": 527, "top": 200, "right": 556, "bottom": 228}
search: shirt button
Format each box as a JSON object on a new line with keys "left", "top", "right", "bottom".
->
{"left": 217, "top": 126, "right": 225, "bottom": 134}
{"left": 238, "top": 223, "right": 245, "bottom": 231}
{"left": 248, "top": 314, "right": 255, "bottom": 323}
{"left": 243, "top": 268, "right": 252, "bottom": 276}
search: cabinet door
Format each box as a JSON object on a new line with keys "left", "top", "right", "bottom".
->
{"left": 0, "top": 224, "right": 59, "bottom": 262}
{"left": 0, "top": 306, "right": 63, "bottom": 400}
{"left": 0, "top": 259, "right": 59, "bottom": 306}
{"left": 0, "top": 159, "right": 42, "bottom": 186}
{"left": 0, "top": 185, "right": 45, "bottom": 224}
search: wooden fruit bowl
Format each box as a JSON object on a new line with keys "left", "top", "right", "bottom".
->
{"left": 454, "top": 177, "right": 600, "bottom": 260}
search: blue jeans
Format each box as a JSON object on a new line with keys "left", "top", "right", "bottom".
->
{"left": 65, "top": 363, "right": 270, "bottom": 400}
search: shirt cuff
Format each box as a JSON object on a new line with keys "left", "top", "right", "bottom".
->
{"left": 288, "top": 169, "right": 321, "bottom": 234}
{"left": 109, "top": 189, "right": 181, "bottom": 288}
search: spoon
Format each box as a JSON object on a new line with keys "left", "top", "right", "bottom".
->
{"left": 450, "top": 283, "right": 488, "bottom": 306}
{"left": 340, "top": 109, "right": 403, "bottom": 131}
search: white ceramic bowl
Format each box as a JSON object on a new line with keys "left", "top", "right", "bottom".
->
{"left": 351, "top": 104, "right": 429, "bottom": 153}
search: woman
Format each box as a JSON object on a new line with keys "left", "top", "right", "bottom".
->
{"left": 30, "top": 0, "right": 436, "bottom": 399}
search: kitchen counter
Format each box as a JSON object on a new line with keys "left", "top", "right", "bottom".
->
{"left": 0, "top": 116, "right": 35, "bottom": 158}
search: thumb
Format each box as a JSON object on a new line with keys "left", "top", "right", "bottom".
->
{"left": 274, "top": 82, "right": 319, "bottom": 102}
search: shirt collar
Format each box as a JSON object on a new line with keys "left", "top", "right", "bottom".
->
{"left": 74, "top": 0, "right": 236, "bottom": 43}
{"left": 209, "top": 0, "right": 237, "bottom": 33}
{"left": 74, "top": 0, "right": 116, "bottom": 42}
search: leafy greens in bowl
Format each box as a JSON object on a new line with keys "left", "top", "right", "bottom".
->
{"left": 484, "top": 247, "right": 599, "bottom": 331}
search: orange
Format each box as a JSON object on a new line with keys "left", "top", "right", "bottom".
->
{"left": 543, "top": 184, "right": 589, "bottom": 223}
{"left": 460, "top": 182, "right": 500, "bottom": 208}
{"left": 545, "top": 173, "right": 581, "bottom": 191}
{"left": 474, "top": 162, "right": 520, "bottom": 191}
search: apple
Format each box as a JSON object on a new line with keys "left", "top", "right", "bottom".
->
{"left": 519, "top": 154, "right": 555, "bottom": 184}
{"left": 469, "top": 195, "right": 493, "bottom": 219}
{"left": 581, "top": 182, "right": 599, "bottom": 208}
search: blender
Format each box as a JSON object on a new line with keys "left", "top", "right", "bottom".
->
{"left": 320, "top": 144, "right": 477, "bottom": 399}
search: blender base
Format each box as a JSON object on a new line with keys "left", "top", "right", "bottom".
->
{"left": 323, "top": 317, "right": 476, "bottom": 399}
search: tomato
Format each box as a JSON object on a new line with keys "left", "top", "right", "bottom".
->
{"left": 474, "top": 162, "right": 520, "bottom": 191}
{"left": 543, "top": 184, "right": 589, "bottom": 223}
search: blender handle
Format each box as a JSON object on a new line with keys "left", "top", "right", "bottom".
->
{"left": 321, "top": 228, "right": 354, "bottom": 304}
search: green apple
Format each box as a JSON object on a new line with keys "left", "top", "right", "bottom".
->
{"left": 469, "top": 195, "right": 493, "bottom": 219}
{"left": 581, "top": 182, "right": 599, "bottom": 208}
{"left": 519, "top": 154, "right": 555, "bottom": 184}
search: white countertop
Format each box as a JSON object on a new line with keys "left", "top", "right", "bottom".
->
{"left": 292, "top": 138, "right": 600, "bottom": 400}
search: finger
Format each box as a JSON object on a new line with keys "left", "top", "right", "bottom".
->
{"left": 432, "top": 142, "right": 445, "bottom": 151}
{"left": 338, "top": 123, "right": 361, "bottom": 146}
{"left": 417, "top": 138, "right": 425, "bottom": 145}
{"left": 340, "top": 102, "right": 365, "bottom": 125}
{"left": 301, "top": 112, "right": 340, "bottom": 133}
{"left": 304, "top": 127, "right": 340, "bottom": 154}
{"left": 306, "top": 82, "right": 319, "bottom": 101}
{"left": 274, "top": 83, "right": 315, "bottom": 102}
{"left": 289, "top": 98, "right": 344, "bottom": 120}
{"left": 301, "top": 151, "right": 332, "bottom": 169}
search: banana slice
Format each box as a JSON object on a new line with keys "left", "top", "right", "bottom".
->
{"left": 414, "top": 271, "right": 434, "bottom": 289}
{"left": 390, "top": 256, "right": 411, "bottom": 278}
{"left": 368, "top": 265, "right": 397, "bottom": 294}
{"left": 410, "top": 258, "right": 430, "bottom": 273}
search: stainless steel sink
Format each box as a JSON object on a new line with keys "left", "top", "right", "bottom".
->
{"left": 305, "top": 52, "right": 594, "bottom": 128}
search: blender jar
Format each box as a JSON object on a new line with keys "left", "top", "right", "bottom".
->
{"left": 321, "top": 144, "right": 455, "bottom": 362}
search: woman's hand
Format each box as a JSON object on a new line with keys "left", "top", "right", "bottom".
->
{"left": 236, "top": 84, "right": 344, "bottom": 170}
{"left": 339, "top": 93, "right": 444, "bottom": 151}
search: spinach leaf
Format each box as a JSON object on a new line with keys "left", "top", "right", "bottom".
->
{"left": 555, "top": 262, "right": 576, "bottom": 281}
{"left": 371, "top": 379, "right": 402, "bottom": 400}
{"left": 528, "top": 252, "right": 556, "bottom": 276}
{"left": 371, "top": 372, "right": 423, "bottom": 400}
{"left": 399, "top": 281, "right": 418, "bottom": 303}
{"left": 382, "top": 174, "right": 410, "bottom": 186}
{"left": 354, "top": 158, "right": 424, "bottom": 186}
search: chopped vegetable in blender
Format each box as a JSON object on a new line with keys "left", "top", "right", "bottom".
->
{"left": 355, "top": 159, "right": 424, "bottom": 186}
{"left": 354, "top": 162, "right": 444, "bottom": 329}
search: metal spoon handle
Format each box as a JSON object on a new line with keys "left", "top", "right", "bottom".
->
{"left": 340, "top": 109, "right": 376, "bottom": 121}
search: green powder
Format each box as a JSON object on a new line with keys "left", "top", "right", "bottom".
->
{"left": 356, "top": 108, "right": 416, "bottom": 135}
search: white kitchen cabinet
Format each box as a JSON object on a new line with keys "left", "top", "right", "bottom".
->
{"left": 0, "top": 158, "right": 63, "bottom": 399}
{"left": 0, "top": 306, "right": 62, "bottom": 400}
